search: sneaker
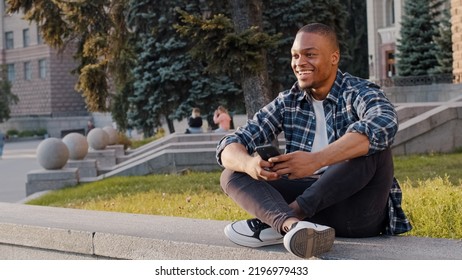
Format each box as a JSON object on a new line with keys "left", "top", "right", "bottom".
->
{"left": 224, "top": 218, "right": 283, "bottom": 248}
{"left": 283, "top": 221, "right": 335, "bottom": 258}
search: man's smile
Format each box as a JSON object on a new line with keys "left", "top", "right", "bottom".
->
{"left": 296, "top": 69, "right": 314, "bottom": 77}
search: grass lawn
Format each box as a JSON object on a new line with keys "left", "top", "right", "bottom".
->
{"left": 26, "top": 152, "right": 462, "bottom": 239}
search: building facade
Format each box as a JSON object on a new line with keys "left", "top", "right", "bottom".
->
{"left": 452, "top": 0, "right": 462, "bottom": 81}
{"left": 366, "top": 0, "right": 403, "bottom": 83}
{"left": 367, "top": 0, "right": 455, "bottom": 84}
{"left": 0, "top": 1, "right": 90, "bottom": 137}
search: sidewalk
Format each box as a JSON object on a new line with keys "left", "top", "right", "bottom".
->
{"left": 0, "top": 140, "right": 41, "bottom": 203}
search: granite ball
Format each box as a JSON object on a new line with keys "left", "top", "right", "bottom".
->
{"left": 103, "top": 125, "right": 118, "bottom": 145}
{"left": 62, "top": 133, "right": 89, "bottom": 160}
{"left": 36, "top": 138, "right": 70, "bottom": 170}
{"left": 87, "top": 128, "right": 109, "bottom": 150}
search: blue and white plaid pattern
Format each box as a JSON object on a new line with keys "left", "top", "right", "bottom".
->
{"left": 216, "top": 70, "right": 412, "bottom": 235}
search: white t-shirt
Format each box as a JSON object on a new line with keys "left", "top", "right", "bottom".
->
{"left": 311, "top": 98, "right": 329, "bottom": 174}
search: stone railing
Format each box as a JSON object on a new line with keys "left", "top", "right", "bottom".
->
{"left": 375, "top": 73, "right": 454, "bottom": 87}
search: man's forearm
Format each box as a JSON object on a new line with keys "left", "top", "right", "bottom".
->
{"left": 220, "top": 143, "right": 253, "bottom": 172}
{"left": 316, "top": 132, "right": 370, "bottom": 167}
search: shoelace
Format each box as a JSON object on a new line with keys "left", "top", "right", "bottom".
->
{"left": 248, "top": 218, "right": 270, "bottom": 232}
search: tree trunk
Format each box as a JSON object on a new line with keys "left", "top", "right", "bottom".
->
{"left": 166, "top": 116, "right": 175, "bottom": 134}
{"left": 228, "top": 0, "right": 271, "bottom": 119}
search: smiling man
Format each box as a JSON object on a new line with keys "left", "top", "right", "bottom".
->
{"left": 216, "top": 23, "right": 412, "bottom": 259}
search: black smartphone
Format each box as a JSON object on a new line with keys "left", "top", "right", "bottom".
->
{"left": 255, "top": 145, "right": 281, "bottom": 161}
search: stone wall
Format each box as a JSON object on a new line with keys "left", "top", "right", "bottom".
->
{"left": 383, "top": 82, "right": 462, "bottom": 103}
{"left": 0, "top": 116, "right": 91, "bottom": 138}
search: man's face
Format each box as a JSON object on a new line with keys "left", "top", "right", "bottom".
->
{"left": 291, "top": 32, "right": 339, "bottom": 98}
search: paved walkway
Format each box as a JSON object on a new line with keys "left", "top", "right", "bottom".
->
{"left": 0, "top": 140, "right": 41, "bottom": 203}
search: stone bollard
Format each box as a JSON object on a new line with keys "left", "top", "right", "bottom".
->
{"left": 103, "top": 126, "right": 118, "bottom": 146}
{"left": 87, "top": 128, "right": 109, "bottom": 150}
{"left": 63, "top": 133, "right": 97, "bottom": 178}
{"left": 85, "top": 127, "right": 116, "bottom": 172}
{"left": 25, "top": 138, "right": 79, "bottom": 196}
{"left": 36, "top": 137, "right": 69, "bottom": 169}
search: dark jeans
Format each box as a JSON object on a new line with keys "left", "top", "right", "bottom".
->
{"left": 220, "top": 148, "right": 393, "bottom": 238}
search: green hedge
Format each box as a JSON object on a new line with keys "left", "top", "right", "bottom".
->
{"left": 6, "top": 128, "right": 48, "bottom": 137}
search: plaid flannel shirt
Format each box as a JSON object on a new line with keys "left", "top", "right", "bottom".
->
{"left": 216, "top": 70, "right": 412, "bottom": 235}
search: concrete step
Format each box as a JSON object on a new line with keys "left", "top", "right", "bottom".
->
{"left": 1, "top": 203, "right": 461, "bottom": 260}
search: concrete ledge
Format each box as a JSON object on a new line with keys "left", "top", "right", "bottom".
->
{"left": 1, "top": 203, "right": 461, "bottom": 260}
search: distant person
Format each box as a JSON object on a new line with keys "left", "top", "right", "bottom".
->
{"left": 185, "top": 108, "right": 203, "bottom": 134}
{"left": 0, "top": 130, "right": 5, "bottom": 159}
{"left": 213, "top": 105, "right": 231, "bottom": 132}
{"left": 86, "top": 120, "right": 95, "bottom": 135}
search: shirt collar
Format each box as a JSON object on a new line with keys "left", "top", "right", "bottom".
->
{"left": 325, "top": 69, "right": 344, "bottom": 103}
{"left": 290, "top": 69, "right": 344, "bottom": 104}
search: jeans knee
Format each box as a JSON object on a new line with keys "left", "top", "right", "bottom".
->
{"left": 220, "top": 168, "right": 238, "bottom": 194}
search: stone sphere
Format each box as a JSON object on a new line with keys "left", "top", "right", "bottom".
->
{"left": 36, "top": 138, "right": 70, "bottom": 170}
{"left": 103, "top": 125, "right": 118, "bottom": 145}
{"left": 87, "top": 127, "right": 109, "bottom": 150}
{"left": 62, "top": 133, "right": 89, "bottom": 160}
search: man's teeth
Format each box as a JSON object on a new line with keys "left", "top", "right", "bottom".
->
{"left": 298, "top": 70, "right": 312, "bottom": 75}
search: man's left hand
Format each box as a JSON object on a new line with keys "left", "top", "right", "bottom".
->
{"left": 269, "top": 151, "right": 322, "bottom": 179}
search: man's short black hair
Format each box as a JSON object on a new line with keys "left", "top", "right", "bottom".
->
{"left": 297, "top": 23, "right": 339, "bottom": 51}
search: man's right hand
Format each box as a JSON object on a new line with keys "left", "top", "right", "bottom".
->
{"left": 221, "top": 143, "right": 280, "bottom": 181}
{"left": 246, "top": 155, "right": 281, "bottom": 181}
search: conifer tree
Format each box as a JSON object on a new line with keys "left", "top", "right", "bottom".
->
{"left": 127, "top": 0, "right": 241, "bottom": 135}
{"left": 178, "top": 0, "right": 347, "bottom": 116}
{"left": 431, "top": 7, "right": 453, "bottom": 74}
{"left": 397, "top": 0, "right": 446, "bottom": 76}
{"left": 339, "top": 0, "right": 368, "bottom": 78}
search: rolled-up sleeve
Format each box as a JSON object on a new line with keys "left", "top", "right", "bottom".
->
{"left": 346, "top": 87, "right": 398, "bottom": 154}
{"left": 216, "top": 97, "right": 284, "bottom": 167}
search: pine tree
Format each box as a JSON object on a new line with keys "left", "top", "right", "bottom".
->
{"left": 397, "top": 0, "right": 443, "bottom": 76}
{"left": 127, "top": 0, "right": 242, "bottom": 135}
{"left": 8, "top": 0, "right": 362, "bottom": 131}
{"left": 339, "top": 0, "right": 368, "bottom": 78}
{"left": 431, "top": 6, "right": 453, "bottom": 74}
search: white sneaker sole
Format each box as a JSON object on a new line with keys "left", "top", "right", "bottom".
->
{"left": 284, "top": 226, "right": 335, "bottom": 258}
{"left": 224, "top": 223, "right": 284, "bottom": 248}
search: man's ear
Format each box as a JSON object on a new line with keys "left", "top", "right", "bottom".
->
{"left": 331, "top": 50, "right": 340, "bottom": 65}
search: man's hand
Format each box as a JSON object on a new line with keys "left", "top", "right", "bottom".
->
{"left": 245, "top": 155, "right": 281, "bottom": 181}
{"left": 270, "top": 151, "right": 322, "bottom": 179}
{"left": 221, "top": 143, "right": 280, "bottom": 181}
{"left": 269, "top": 133, "right": 370, "bottom": 179}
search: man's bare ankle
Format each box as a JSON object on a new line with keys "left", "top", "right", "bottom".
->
{"left": 282, "top": 217, "right": 300, "bottom": 234}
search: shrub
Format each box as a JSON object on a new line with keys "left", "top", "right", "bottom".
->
{"left": 401, "top": 176, "right": 462, "bottom": 239}
{"left": 18, "top": 130, "right": 35, "bottom": 137}
{"left": 117, "top": 132, "right": 132, "bottom": 150}
{"left": 6, "top": 129, "right": 18, "bottom": 136}
{"left": 34, "top": 128, "right": 48, "bottom": 136}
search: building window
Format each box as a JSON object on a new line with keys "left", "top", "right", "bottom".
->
{"left": 23, "top": 28, "right": 30, "bottom": 47}
{"left": 38, "top": 59, "right": 47, "bottom": 79}
{"left": 5, "top": 31, "right": 14, "bottom": 49}
{"left": 386, "top": 0, "right": 395, "bottom": 26}
{"left": 386, "top": 51, "right": 396, "bottom": 77}
{"left": 7, "top": 64, "right": 15, "bottom": 81}
{"left": 24, "top": 61, "right": 32, "bottom": 80}
{"left": 37, "top": 26, "right": 43, "bottom": 44}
